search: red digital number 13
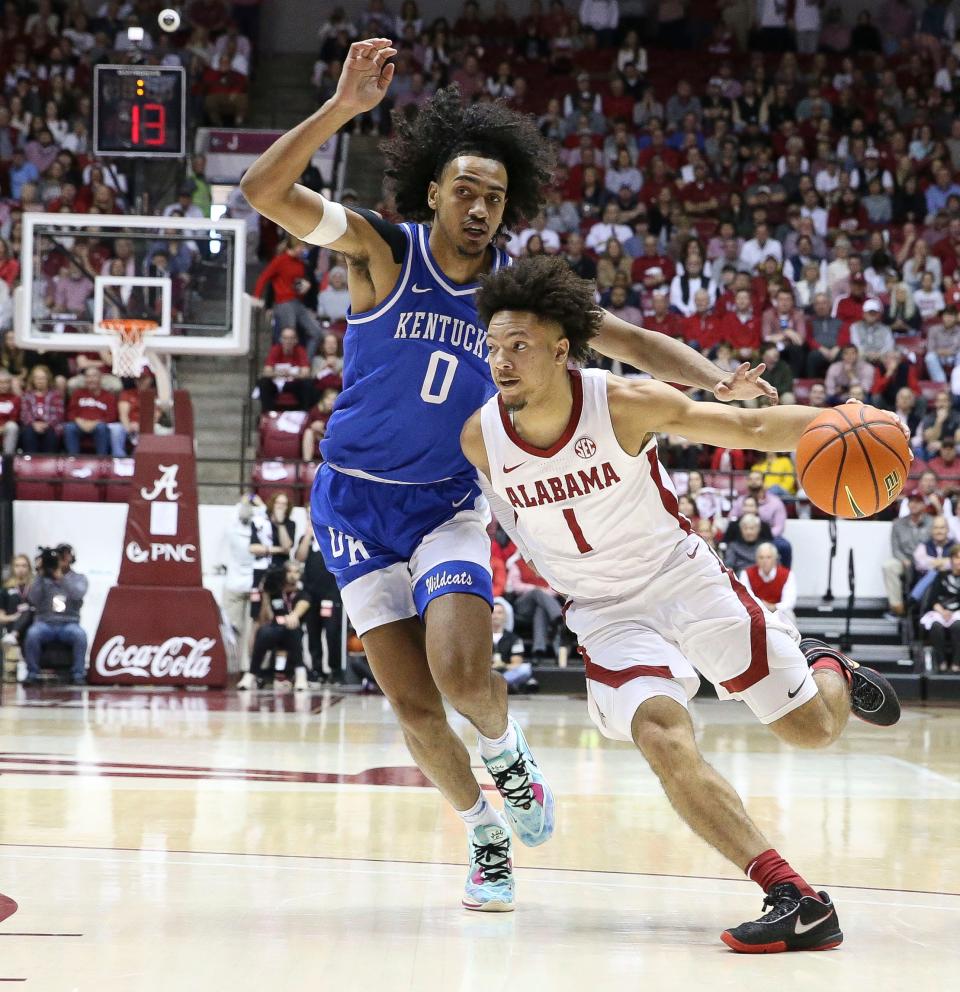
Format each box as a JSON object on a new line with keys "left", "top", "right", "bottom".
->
{"left": 131, "top": 102, "right": 166, "bottom": 146}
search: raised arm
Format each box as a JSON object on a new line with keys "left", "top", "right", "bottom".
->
{"left": 593, "top": 310, "right": 779, "bottom": 403}
{"left": 240, "top": 38, "right": 396, "bottom": 259}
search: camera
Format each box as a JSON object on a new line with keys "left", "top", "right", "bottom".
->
{"left": 158, "top": 8, "right": 181, "bottom": 33}
{"left": 38, "top": 547, "right": 60, "bottom": 579}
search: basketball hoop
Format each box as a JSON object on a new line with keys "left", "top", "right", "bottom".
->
{"left": 99, "top": 318, "right": 160, "bottom": 378}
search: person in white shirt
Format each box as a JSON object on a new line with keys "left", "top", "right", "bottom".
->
{"left": 508, "top": 213, "right": 562, "bottom": 257}
{"left": 585, "top": 202, "right": 632, "bottom": 252}
{"left": 669, "top": 256, "right": 714, "bottom": 317}
{"left": 740, "top": 222, "right": 783, "bottom": 271}
{"left": 221, "top": 496, "right": 260, "bottom": 672}
{"left": 740, "top": 542, "right": 797, "bottom": 627}
{"left": 579, "top": 0, "right": 620, "bottom": 45}
{"left": 913, "top": 271, "right": 946, "bottom": 321}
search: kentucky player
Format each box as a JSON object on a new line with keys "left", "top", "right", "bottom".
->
{"left": 242, "top": 38, "right": 776, "bottom": 912}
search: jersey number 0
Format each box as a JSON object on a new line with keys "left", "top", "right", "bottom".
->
{"left": 420, "top": 350, "right": 459, "bottom": 405}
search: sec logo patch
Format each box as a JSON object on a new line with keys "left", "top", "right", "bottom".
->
{"left": 574, "top": 436, "right": 597, "bottom": 459}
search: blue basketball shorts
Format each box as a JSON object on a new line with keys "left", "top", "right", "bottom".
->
{"left": 309, "top": 463, "right": 493, "bottom": 635}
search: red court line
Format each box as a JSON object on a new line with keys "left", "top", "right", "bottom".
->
{"left": 0, "top": 933, "right": 82, "bottom": 938}
{"left": 2, "top": 841, "right": 957, "bottom": 899}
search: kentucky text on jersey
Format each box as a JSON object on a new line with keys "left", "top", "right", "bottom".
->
{"left": 506, "top": 462, "right": 622, "bottom": 508}
{"left": 393, "top": 311, "right": 488, "bottom": 359}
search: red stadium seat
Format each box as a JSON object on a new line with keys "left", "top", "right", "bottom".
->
{"left": 298, "top": 462, "right": 319, "bottom": 507}
{"left": 252, "top": 460, "right": 298, "bottom": 504}
{"left": 896, "top": 335, "right": 926, "bottom": 358}
{"left": 14, "top": 456, "right": 61, "bottom": 500}
{"left": 918, "top": 380, "right": 946, "bottom": 402}
{"left": 60, "top": 457, "right": 109, "bottom": 502}
{"left": 792, "top": 378, "right": 817, "bottom": 402}
{"left": 105, "top": 457, "right": 135, "bottom": 503}
{"left": 259, "top": 411, "right": 306, "bottom": 459}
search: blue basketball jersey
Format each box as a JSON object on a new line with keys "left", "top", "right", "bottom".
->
{"left": 320, "top": 223, "right": 509, "bottom": 483}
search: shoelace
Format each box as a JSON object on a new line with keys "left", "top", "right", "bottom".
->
{"left": 758, "top": 884, "right": 802, "bottom": 921}
{"left": 490, "top": 754, "right": 536, "bottom": 809}
{"left": 472, "top": 838, "right": 512, "bottom": 883}
{"left": 851, "top": 675, "right": 883, "bottom": 711}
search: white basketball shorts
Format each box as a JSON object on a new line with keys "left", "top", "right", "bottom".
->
{"left": 566, "top": 533, "right": 819, "bottom": 742}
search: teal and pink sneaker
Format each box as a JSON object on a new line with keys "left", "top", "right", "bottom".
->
{"left": 462, "top": 822, "right": 515, "bottom": 912}
{"left": 481, "top": 718, "right": 556, "bottom": 848}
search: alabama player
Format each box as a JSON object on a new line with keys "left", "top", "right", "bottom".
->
{"left": 461, "top": 256, "right": 904, "bottom": 952}
{"left": 243, "top": 38, "right": 778, "bottom": 912}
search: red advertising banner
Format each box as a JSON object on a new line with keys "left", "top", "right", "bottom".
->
{"left": 90, "top": 431, "right": 227, "bottom": 687}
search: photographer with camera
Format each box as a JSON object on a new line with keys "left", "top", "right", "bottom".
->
{"left": 238, "top": 562, "right": 312, "bottom": 690}
{"left": 21, "top": 546, "right": 89, "bottom": 686}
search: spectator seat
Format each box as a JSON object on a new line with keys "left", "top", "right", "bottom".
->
{"left": 259, "top": 411, "right": 307, "bottom": 459}
{"left": 105, "top": 458, "right": 135, "bottom": 503}
{"left": 14, "top": 456, "right": 61, "bottom": 500}
{"left": 252, "top": 460, "right": 298, "bottom": 504}
{"left": 298, "top": 461, "right": 319, "bottom": 506}
{"left": 61, "top": 457, "right": 109, "bottom": 502}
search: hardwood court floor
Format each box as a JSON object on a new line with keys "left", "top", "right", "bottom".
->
{"left": 0, "top": 687, "right": 957, "bottom": 990}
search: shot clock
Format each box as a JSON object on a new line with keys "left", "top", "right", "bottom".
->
{"left": 93, "top": 64, "right": 186, "bottom": 158}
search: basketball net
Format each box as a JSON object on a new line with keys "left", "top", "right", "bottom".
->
{"left": 100, "top": 318, "right": 159, "bottom": 378}
{"left": 98, "top": 318, "right": 173, "bottom": 409}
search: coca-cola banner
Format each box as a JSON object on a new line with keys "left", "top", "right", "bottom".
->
{"left": 91, "top": 424, "right": 228, "bottom": 687}
{"left": 90, "top": 587, "right": 227, "bottom": 687}
{"left": 118, "top": 435, "right": 202, "bottom": 587}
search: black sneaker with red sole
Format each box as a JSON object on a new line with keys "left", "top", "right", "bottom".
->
{"left": 799, "top": 637, "right": 901, "bottom": 727}
{"left": 722, "top": 883, "right": 843, "bottom": 954}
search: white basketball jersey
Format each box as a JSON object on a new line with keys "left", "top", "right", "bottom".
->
{"left": 479, "top": 368, "right": 690, "bottom": 602}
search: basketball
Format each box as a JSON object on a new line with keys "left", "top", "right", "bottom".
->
{"left": 796, "top": 404, "right": 910, "bottom": 519}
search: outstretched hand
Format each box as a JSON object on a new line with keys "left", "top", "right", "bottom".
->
{"left": 713, "top": 362, "right": 779, "bottom": 404}
{"left": 335, "top": 38, "right": 397, "bottom": 114}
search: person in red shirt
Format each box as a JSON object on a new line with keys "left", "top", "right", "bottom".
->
{"left": 253, "top": 237, "right": 323, "bottom": 356}
{"left": 644, "top": 290, "right": 684, "bottom": 339}
{"left": 63, "top": 367, "right": 122, "bottom": 456}
{"left": 926, "top": 437, "right": 960, "bottom": 498}
{"left": 258, "top": 326, "right": 311, "bottom": 411}
{"left": 0, "top": 368, "right": 20, "bottom": 454}
{"left": 832, "top": 272, "right": 868, "bottom": 326}
{"left": 301, "top": 386, "right": 340, "bottom": 461}
{"left": 683, "top": 288, "right": 720, "bottom": 348}
{"left": 680, "top": 162, "right": 720, "bottom": 216}
{"left": 708, "top": 288, "right": 763, "bottom": 358}
{"left": 201, "top": 55, "right": 249, "bottom": 126}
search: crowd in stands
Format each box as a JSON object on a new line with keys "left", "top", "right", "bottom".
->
{"left": 0, "top": 3, "right": 259, "bottom": 456}
{"left": 269, "top": 2, "right": 960, "bottom": 508}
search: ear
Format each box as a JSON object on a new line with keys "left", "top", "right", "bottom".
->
{"left": 427, "top": 180, "right": 439, "bottom": 212}
{"left": 555, "top": 337, "right": 570, "bottom": 366}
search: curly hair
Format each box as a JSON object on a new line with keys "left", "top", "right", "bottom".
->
{"left": 476, "top": 257, "right": 602, "bottom": 364}
{"left": 383, "top": 86, "right": 556, "bottom": 230}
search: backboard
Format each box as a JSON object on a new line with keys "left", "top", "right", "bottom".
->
{"left": 14, "top": 213, "right": 253, "bottom": 357}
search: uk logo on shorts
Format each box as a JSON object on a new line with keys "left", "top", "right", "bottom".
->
{"left": 327, "top": 527, "right": 370, "bottom": 566}
{"left": 574, "top": 436, "right": 597, "bottom": 459}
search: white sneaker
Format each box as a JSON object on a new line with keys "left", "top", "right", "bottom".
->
{"left": 236, "top": 672, "right": 255, "bottom": 691}
{"left": 294, "top": 667, "right": 308, "bottom": 691}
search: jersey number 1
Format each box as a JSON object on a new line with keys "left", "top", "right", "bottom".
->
{"left": 562, "top": 508, "right": 593, "bottom": 554}
{"left": 420, "top": 351, "right": 459, "bottom": 405}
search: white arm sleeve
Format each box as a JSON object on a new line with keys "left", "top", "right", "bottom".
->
{"left": 478, "top": 471, "right": 532, "bottom": 563}
{"left": 301, "top": 196, "right": 348, "bottom": 246}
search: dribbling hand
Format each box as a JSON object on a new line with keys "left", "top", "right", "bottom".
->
{"left": 335, "top": 38, "right": 397, "bottom": 115}
{"left": 843, "top": 397, "right": 914, "bottom": 459}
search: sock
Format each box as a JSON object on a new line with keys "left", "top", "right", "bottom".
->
{"left": 811, "top": 657, "right": 852, "bottom": 687}
{"left": 456, "top": 791, "right": 505, "bottom": 834}
{"left": 745, "top": 849, "right": 819, "bottom": 900}
{"left": 478, "top": 717, "right": 518, "bottom": 759}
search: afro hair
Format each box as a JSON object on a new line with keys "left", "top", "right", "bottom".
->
{"left": 383, "top": 86, "right": 556, "bottom": 231}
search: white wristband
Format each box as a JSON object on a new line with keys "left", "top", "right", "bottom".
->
{"left": 302, "top": 197, "right": 348, "bottom": 246}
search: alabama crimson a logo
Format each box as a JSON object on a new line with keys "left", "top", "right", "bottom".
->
{"left": 574, "top": 436, "right": 597, "bottom": 459}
